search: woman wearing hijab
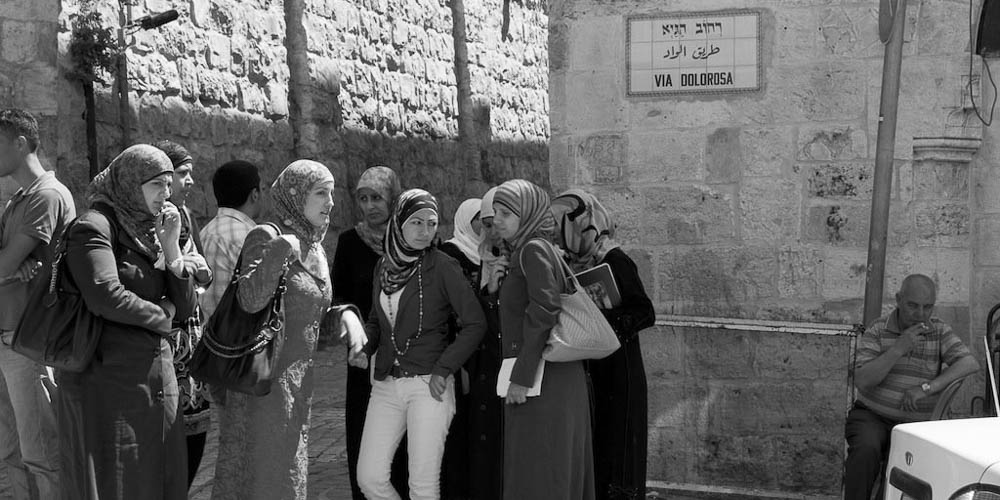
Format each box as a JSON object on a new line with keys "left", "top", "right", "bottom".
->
{"left": 329, "top": 166, "right": 409, "bottom": 499}
{"left": 57, "top": 144, "right": 197, "bottom": 500}
{"left": 436, "top": 197, "right": 483, "bottom": 499}
{"left": 464, "top": 188, "right": 506, "bottom": 500}
{"left": 552, "top": 190, "right": 654, "bottom": 500}
{"left": 212, "top": 160, "right": 364, "bottom": 500}
{"left": 353, "top": 189, "right": 486, "bottom": 500}
{"left": 493, "top": 179, "right": 595, "bottom": 500}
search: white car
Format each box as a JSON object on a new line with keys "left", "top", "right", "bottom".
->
{"left": 884, "top": 416, "right": 1000, "bottom": 500}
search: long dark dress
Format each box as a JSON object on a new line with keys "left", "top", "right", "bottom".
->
{"left": 58, "top": 204, "right": 197, "bottom": 500}
{"left": 499, "top": 240, "right": 595, "bottom": 500}
{"left": 331, "top": 228, "right": 408, "bottom": 500}
{"left": 588, "top": 248, "right": 654, "bottom": 500}
{"left": 437, "top": 242, "right": 480, "bottom": 499}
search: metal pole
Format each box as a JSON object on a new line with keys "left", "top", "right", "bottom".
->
{"left": 863, "top": 0, "right": 908, "bottom": 325}
{"left": 117, "top": 1, "right": 131, "bottom": 150}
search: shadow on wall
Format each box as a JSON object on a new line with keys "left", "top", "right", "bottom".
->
{"left": 53, "top": 90, "right": 549, "bottom": 252}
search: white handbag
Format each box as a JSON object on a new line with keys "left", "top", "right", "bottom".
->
{"left": 522, "top": 240, "right": 621, "bottom": 362}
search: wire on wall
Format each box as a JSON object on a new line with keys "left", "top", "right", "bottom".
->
{"left": 971, "top": 0, "right": 997, "bottom": 126}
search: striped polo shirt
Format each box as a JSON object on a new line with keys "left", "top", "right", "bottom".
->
{"left": 855, "top": 310, "right": 972, "bottom": 422}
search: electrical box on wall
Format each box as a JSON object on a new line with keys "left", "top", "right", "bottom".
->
{"left": 979, "top": 0, "right": 1000, "bottom": 57}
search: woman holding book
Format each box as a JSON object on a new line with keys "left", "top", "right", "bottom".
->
{"left": 551, "top": 189, "right": 655, "bottom": 500}
{"left": 493, "top": 179, "right": 594, "bottom": 500}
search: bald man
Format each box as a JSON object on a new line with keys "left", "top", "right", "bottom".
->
{"left": 844, "top": 274, "right": 979, "bottom": 500}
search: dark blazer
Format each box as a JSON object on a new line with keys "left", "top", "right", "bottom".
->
{"left": 498, "top": 239, "right": 563, "bottom": 387}
{"left": 364, "top": 248, "right": 486, "bottom": 380}
{"left": 59, "top": 203, "right": 196, "bottom": 500}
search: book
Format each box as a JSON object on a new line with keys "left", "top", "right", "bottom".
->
{"left": 496, "top": 358, "right": 544, "bottom": 398}
{"left": 574, "top": 263, "right": 621, "bottom": 309}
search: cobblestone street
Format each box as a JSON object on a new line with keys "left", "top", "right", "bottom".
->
{"left": 0, "top": 345, "right": 354, "bottom": 500}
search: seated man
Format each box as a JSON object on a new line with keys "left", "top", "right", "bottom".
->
{"left": 845, "top": 274, "right": 979, "bottom": 500}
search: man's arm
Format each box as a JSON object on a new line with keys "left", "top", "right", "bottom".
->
{"left": 0, "top": 233, "right": 41, "bottom": 279}
{"left": 855, "top": 322, "right": 929, "bottom": 391}
{"left": 928, "top": 354, "right": 979, "bottom": 394}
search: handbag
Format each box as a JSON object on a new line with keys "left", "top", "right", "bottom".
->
{"left": 189, "top": 224, "right": 288, "bottom": 396}
{"left": 11, "top": 219, "right": 103, "bottom": 372}
{"left": 522, "top": 239, "right": 620, "bottom": 362}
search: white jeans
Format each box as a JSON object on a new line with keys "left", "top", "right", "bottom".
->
{"left": 357, "top": 375, "right": 455, "bottom": 500}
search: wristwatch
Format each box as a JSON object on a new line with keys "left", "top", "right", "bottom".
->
{"left": 921, "top": 382, "right": 932, "bottom": 393}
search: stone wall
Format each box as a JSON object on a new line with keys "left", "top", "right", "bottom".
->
{"left": 0, "top": 0, "right": 61, "bottom": 202}
{"left": 550, "top": 0, "right": 990, "bottom": 495}
{"left": 45, "top": 0, "right": 548, "bottom": 248}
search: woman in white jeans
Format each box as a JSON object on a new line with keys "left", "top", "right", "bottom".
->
{"left": 352, "top": 189, "right": 487, "bottom": 500}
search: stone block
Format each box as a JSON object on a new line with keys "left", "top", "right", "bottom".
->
{"left": 628, "top": 99, "right": 736, "bottom": 131}
{"left": 705, "top": 127, "right": 741, "bottom": 183}
{"left": 12, "top": 61, "right": 57, "bottom": 115}
{"left": 740, "top": 177, "right": 801, "bottom": 242}
{"left": 684, "top": 328, "right": 755, "bottom": 378}
{"left": 741, "top": 127, "right": 794, "bottom": 177}
{"left": 884, "top": 248, "right": 970, "bottom": 305}
{"left": 691, "top": 433, "right": 776, "bottom": 489}
{"left": 913, "top": 162, "right": 969, "bottom": 200}
{"left": 640, "top": 185, "right": 736, "bottom": 246}
{"left": 628, "top": 130, "right": 706, "bottom": 185}
{"left": 972, "top": 163, "right": 1000, "bottom": 213}
{"left": 767, "top": 63, "right": 867, "bottom": 122}
{"left": 647, "top": 426, "right": 696, "bottom": 482}
{"left": 804, "top": 203, "right": 910, "bottom": 247}
{"left": 914, "top": 202, "right": 969, "bottom": 247}
{"left": 177, "top": 58, "right": 199, "bottom": 100}
{"left": 564, "top": 70, "right": 624, "bottom": 133}
{"left": 816, "top": 6, "right": 880, "bottom": 59}
{"left": 770, "top": 432, "right": 845, "bottom": 492}
{"left": 548, "top": 135, "right": 573, "bottom": 191}
{"left": 975, "top": 218, "right": 1000, "bottom": 267}
{"left": 797, "top": 124, "right": 868, "bottom": 161}
{"left": 587, "top": 186, "right": 643, "bottom": 245}
{"left": 265, "top": 80, "right": 288, "bottom": 117}
{"left": 778, "top": 246, "right": 823, "bottom": 299}
{"left": 658, "top": 246, "right": 778, "bottom": 314}
{"left": 642, "top": 326, "right": 686, "bottom": 380}
{"left": 573, "top": 133, "right": 627, "bottom": 185}
{"left": 917, "top": 0, "right": 973, "bottom": 56}
{"left": 971, "top": 269, "right": 1000, "bottom": 335}
{"left": 753, "top": 332, "right": 850, "bottom": 380}
{"left": 647, "top": 378, "right": 709, "bottom": 430}
{"left": 805, "top": 161, "right": 873, "bottom": 200}
{"left": 821, "top": 247, "right": 868, "bottom": 301}
{"left": 568, "top": 16, "right": 622, "bottom": 72}
{"left": 2, "top": 20, "right": 38, "bottom": 63}
{"left": 703, "top": 380, "right": 842, "bottom": 437}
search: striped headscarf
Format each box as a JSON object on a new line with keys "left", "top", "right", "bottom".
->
{"left": 354, "top": 166, "right": 402, "bottom": 256}
{"left": 493, "top": 179, "right": 555, "bottom": 252}
{"left": 271, "top": 160, "right": 335, "bottom": 244}
{"left": 551, "top": 189, "right": 621, "bottom": 271}
{"left": 87, "top": 144, "right": 174, "bottom": 260}
{"left": 380, "top": 189, "right": 438, "bottom": 294}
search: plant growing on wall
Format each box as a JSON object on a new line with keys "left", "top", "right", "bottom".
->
{"left": 66, "top": 5, "right": 118, "bottom": 180}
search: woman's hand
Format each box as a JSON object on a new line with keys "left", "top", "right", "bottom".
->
{"left": 280, "top": 234, "right": 302, "bottom": 262}
{"left": 505, "top": 383, "right": 529, "bottom": 405}
{"left": 486, "top": 256, "right": 509, "bottom": 293}
{"left": 155, "top": 202, "right": 182, "bottom": 247}
{"left": 429, "top": 374, "right": 448, "bottom": 402}
{"left": 347, "top": 350, "right": 368, "bottom": 369}
{"left": 337, "top": 310, "right": 368, "bottom": 354}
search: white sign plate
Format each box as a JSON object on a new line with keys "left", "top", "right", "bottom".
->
{"left": 627, "top": 11, "right": 761, "bottom": 96}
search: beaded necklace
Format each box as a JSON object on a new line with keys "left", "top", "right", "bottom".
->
{"left": 388, "top": 257, "right": 424, "bottom": 358}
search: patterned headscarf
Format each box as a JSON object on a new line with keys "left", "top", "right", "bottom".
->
{"left": 551, "top": 189, "right": 621, "bottom": 271}
{"left": 493, "top": 179, "right": 555, "bottom": 252}
{"left": 87, "top": 144, "right": 174, "bottom": 259}
{"left": 380, "top": 189, "right": 438, "bottom": 294}
{"left": 354, "top": 166, "right": 402, "bottom": 256}
{"left": 446, "top": 198, "right": 483, "bottom": 266}
{"left": 270, "top": 160, "right": 335, "bottom": 244}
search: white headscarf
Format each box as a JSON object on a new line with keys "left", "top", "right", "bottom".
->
{"left": 445, "top": 198, "right": 483, "bottom": 266}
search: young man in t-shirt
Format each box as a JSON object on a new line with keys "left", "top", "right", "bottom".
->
{"left": 0, "top": 108, "right": 76, "bottom": 499}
